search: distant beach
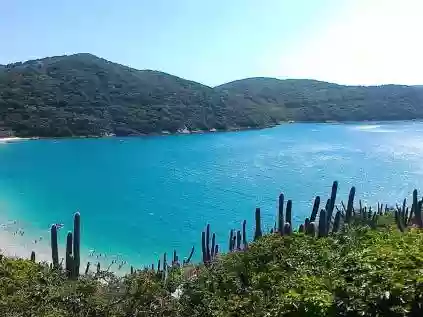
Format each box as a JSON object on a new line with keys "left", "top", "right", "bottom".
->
{"left": 0, "top": 137, "right": 34, "bottom": 143}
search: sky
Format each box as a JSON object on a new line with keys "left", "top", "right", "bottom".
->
{"left": 1, "top": 0, "right": 423, "bottom": 86}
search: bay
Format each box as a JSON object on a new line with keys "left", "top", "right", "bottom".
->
{"left": 1, "top": 121, "right": 423, "bottom": 268}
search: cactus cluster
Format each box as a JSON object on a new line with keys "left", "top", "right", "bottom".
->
{"left": 396, "top": 189, "right": 423, "bottom": 232}
{"left": 50, "top": 212, "right": 81, "bottom": 279}
{"left": 201, "top": 224, "right": 219, "bottom": 264}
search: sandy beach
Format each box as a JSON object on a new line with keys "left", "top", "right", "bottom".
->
{"left": 0, "top": 216, "right": 132, "bottom": 274}
{"left": 0, "top": 137, "right": 32, "bottom": 143}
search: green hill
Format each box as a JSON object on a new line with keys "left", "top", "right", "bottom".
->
{"left": 217, "top": 77, "right": 423, "bottom": 122}
{"left": 1, "top": 54, "right": 423, "bottom": 137}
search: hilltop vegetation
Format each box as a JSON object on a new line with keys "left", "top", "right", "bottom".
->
{"left": 1, "top": 54, "right": 423, "bottom": 137}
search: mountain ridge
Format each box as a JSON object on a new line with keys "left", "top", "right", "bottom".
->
{"left": 1, "top": 53, "right": 423, "bottom": 137}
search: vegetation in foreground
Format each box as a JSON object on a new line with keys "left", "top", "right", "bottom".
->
{"left": 1, "top": 221, "right": 422, "bottom": 316}
{"left": 1, "top": 181, "right": 423, "bottom": 316}
{"left": 2, "top": 53, "right": 423, "bottom": 137}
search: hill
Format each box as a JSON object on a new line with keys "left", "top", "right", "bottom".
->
{"left": 1, "top": 54, "right": 423, "bottom": 137}
{"left": 217, "top": 77, "right": 423, "bottom": 122}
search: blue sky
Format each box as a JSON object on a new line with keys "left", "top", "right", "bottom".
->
{"left": 1, "top": 0, "right": 422, "bottom": 86}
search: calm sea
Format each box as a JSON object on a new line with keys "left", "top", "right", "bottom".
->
{"left": 1, "top": 122, "right": 422, "bottom": 268}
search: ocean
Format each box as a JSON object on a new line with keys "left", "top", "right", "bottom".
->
{"left": 1, "top": 121, "right": 423, "bottom": 271}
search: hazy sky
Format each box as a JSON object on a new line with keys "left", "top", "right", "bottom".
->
{"left": 1, "top": 0, "right": 422, "bottom": 86}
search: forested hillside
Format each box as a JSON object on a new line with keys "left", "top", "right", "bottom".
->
{"left": 1, "top": 54, "right": 423, "bottom": 137}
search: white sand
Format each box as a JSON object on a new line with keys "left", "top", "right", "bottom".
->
{"left": 0, "top": 137, "right": 32, "bottom": 143}
{"left": 0, "top": 225, "right": 52, "bottom": 262}
{"left": 0, "top": 221, "right": 130, "bottom": 275}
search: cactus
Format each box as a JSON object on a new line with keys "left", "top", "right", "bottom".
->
{"left": 163, "top": 252, "right": 167, "bottom": 271}
{"left": 395, "top": 208, "right": 406, "bottom": 232}
{"left": 414, "top": 190, "right": 423, "bottom": 227}
{"left": 304, "top": 217, "right": 310, "bottom": 229}
{"left": 229, "top": 229, "right": 234, "bottom": 252}
{"left": 242, "top": 220, "right": 247, "bottom": 249}
{"left": 346, "top": 186, "right": 356, "bottom": 223}
{"left": 214, "top": 245, "right": 219, "bottom": 256}
{"left": 130, "top": 266, "right": 134, "bottom": 274}
{"left": 73, "top": 212, "right": 81, "bottom": 278}
{"left": 310, "top": 196, "right": 320, "bottom": 222}
{"left": 206, "top": 224, "right": 211, "bottom": 262}
{"left": 278, "top": 193, "right": 284, "bottom": 235}
{"left": 50, "top": 224, "right": 59, "bottom": 269}
{"left": 306, "top": 222, "right": 318, "bottom": 237}
{"left": 327, "top": 181, "right": 338, "bottom": 224}
{"left": 286, "top": 200, "right": 292, "bottom": 225}
{"left": 30, "top": 251, "right": 35, "bottom": 262}
{"left": 403, "top": 198, "right": 409, "bottom": 224}
{"left": 201, "top": 231, "right": 207, "bottom": 263}
{"left": 85, "top": 262, "right": 90, "bottom": 275}
{"left": 236, "top": 230, "right": 241, "bottom": 250}
{"left": 318, "top": 210, "right": 327, "bottom": 237}
{"left": 332, "top": 211, "right": 341, "bottom": 233}
{"left": 325, "top": 199, "right": 330, "bottom": 212}
{"left": 157, "top": 259, "right": 161, "bottom": 273}
{"left": 211, "top": 233, "right": 216, "bottom": 259}
{"left": 298, "top": 224, "right": 305, "bottom": 233}
{"left": 173, "top": 250, "right": 177, "bottom": 265}
{"left": 65, "top": 231, "right": 73, "bottom": 278}
{"left": 186, "top": 245, "right": 195, "bottom": 264}
{"left": 254, "top": 208, "right": 262, "bottom": 240}
{"left": 96, "top": 262, "right": 101, "bottom": 274}
{"left": 283, "top": 222, "right": 291, "bottom": 235}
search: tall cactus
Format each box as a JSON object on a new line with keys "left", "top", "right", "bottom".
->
{"left": 211, "top": 234, "right": 216, "bottom": 259}
{"left": 332, "top": 211, "right": 341, "bottom": 233}
{"left": 30, "top": 251, "right": 35, "bottom": 262}
{"left": 327, "top": 181, "right": 338, "bottom": 224}
{"left": 318, "top": 210, "right": 327, "bottom": 237}
{"left": 50, "top": 224, "right": 59, "bottom": 269}
{"left": 205, "top": 224, "right": 211, "bottom": 262}
{"left": 278, "top": 193, "right": 284, "bottom": 235}
{"left": 65, "top": 231, "right": 73, "bottom": 278}
{"left": 286, "top": 200, "right": 292, "bottom": 225}
{"left": 186, "top": 245, "right": 195, "bottom": 264}
{"left": 414, "top": 189, "right": 423, "bottom": 227}
{"left": 201, "top": 231, "right": 207, "bottom": 263}
{"left": 236, "top": 230, "right": 241, "bottom": 250}
{"left": 310, "top": 196, "right": 320, "bottom": 222}
{"left": 229, "top": 229, "right": 234, "bottom": 252}
{"left": 242, "top": 220, "right": 247, "bottom": 249}
{"left": 73, "top": 212, "right": 81, "bottom": 278}
{"left": 254, "top": 208, "right": 262, "bottom": 240}
{"left": 346, "top": 186, "right": 356, "bottom": 223}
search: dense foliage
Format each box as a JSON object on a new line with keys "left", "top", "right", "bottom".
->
{"left": 1, "top": 221, "right": 422, "bottom": 316}
{"left": 1, "top": 54, "right": 423, "bottom": 137}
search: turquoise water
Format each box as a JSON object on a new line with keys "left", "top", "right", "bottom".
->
{"left": 1, "top": 121, "right": 423, "bottom": 267}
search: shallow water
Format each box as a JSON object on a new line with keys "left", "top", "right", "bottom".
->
{"left": 1, "top": 121, "right": 423, "bottom": 268}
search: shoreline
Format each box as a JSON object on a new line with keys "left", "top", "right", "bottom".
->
{"left": 2, "top": 119, "right": 420, "bottom": 142}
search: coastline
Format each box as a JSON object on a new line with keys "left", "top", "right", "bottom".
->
{"left": 1, "top": 119, "right": 421, "bottom": 142}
